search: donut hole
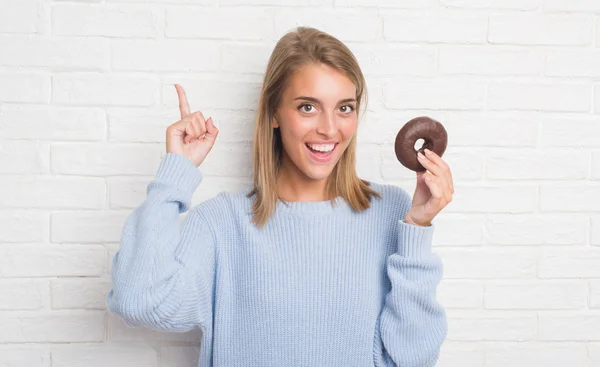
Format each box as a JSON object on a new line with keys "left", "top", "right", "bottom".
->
{"left": 414, "top": 138, "right": 425, "bottom": 152}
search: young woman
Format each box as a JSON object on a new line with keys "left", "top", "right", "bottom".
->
{"left": 108, "top": 27, "right": 453, "bottom": 367}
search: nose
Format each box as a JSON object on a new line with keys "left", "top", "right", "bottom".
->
{"left": 316, "top": 111, "right": 337, "bottom": 138}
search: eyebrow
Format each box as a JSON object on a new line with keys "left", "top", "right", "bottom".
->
{"left": 293, "top": 96, "right": 357, "bottom": 104}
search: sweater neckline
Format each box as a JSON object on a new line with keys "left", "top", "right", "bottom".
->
{"left": 275, "top": 196, "right": 349, "bottom": 215}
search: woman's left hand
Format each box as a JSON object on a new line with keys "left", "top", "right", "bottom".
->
{"left": 404, "top": 148, "right": 454, "bottom": 227}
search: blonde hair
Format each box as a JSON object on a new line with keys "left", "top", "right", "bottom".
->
{"left": 247, "top": 26, "right": 381, "bottom": 228}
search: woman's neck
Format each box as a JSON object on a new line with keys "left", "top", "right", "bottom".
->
{"left": 276, "top": 161, "right": 331, "bottom": 203}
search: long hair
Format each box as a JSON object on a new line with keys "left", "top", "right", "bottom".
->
{"left": 247, "top": 26, "right": 381, "bottom": 228}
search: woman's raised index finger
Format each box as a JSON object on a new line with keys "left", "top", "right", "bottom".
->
{"left": 175, "top": 84, "right": 190, "bottom": 119}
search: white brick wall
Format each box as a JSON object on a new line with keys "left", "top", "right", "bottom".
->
{"left": 0, "top": 0, "right": 598, "bottom": 366}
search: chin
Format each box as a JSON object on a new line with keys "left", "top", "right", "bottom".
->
{"left": 300, "top": 159, "right": 340, "bottom": 181}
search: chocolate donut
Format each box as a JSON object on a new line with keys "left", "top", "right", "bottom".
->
{"left": 394, "top": 116, "right": 447, "bottom": 172}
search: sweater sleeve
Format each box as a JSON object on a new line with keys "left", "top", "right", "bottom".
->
{"left": 373, "top": 189, "right": 447, "bottom": 367}
{"left": 106, "top": 152, "right": 216, "bottom": 334}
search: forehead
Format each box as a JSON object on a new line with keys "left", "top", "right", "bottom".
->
{"left": 284, "top": 63, "right": 356, "bottom": 100}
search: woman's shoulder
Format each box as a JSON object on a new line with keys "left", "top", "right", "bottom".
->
{"left": 190, "top": 186, "right": 253, "bottom": 220}
{"left": 367, "top": 181, "right": 411, "bottom": 204}
{"left": 365, "top": 180, "right": 412, "bottom": 216}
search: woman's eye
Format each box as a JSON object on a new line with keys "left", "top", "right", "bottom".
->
{"left": 299, "top": 104, "right": 314, "bottom": 113}
{"left": 340, "top": 105, "right": 355, "bottom": 113}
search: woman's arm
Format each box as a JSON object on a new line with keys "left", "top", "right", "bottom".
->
{"left": 373, "top": 188, "right": 447, "bottom": 367}
{"left": 106, "top": 152, "right": 216, "bottom": 334}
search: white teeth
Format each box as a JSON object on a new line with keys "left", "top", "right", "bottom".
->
{"left": 307, "top": 143, "right": 335, "bottom": 152}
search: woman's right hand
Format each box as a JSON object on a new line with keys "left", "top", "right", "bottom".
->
{"left": 166, "top": 84, "right": 219, "bottom": 167}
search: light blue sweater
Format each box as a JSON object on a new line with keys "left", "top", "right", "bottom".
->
{"left": 107, "top": 152, "right": 447, "bottom": 367}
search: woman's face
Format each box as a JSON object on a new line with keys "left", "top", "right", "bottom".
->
{"left": 274, "top": 63, "right": 358, "bottom": 183}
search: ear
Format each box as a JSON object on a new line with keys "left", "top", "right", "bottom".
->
{"left": 272, "top": 115, "right": 279, "bottom": 129}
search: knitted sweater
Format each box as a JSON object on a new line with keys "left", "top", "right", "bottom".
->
{"left": 106, "top": 152, "right": 447, "bottom": 367}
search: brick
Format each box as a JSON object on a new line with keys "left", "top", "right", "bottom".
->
{"left": 439, "top": 45, "right": 543, "bottom": 76}
{"left": 0, "top": 244, "right": 106, "bottom": 277}
{"left": 204, "top": 109, "right": 254, "bottom": 144}
{"left": 111, "top": 40, "right": 219, "bottom": 72}
{"left": 52, "top": 4, "right": 160, "bottom": 38}
{"left": 436, "top": 342, "right": 484, "bottom": 367}
{"left": 541, "top": 184, "right": 600, "bottom": 212}
{"left": 590, "top": 344, "right": 600, "bottom": 366}
{"left": 592, "top": 216, "right": 600, "bottom": 246}
{"left": 107, "top": 313, "right": 201, "bottom": 342}
{"left": 446, "top": 310, "right": 537, "bottom": 341}
{"left": 222, "top": 0, "right": 303, "bottom": 5}
{"left": 380, "top": 146, "right": 414, "bottom": 181}
{"left": 363, "top": 78, "right": 386, "bottom": 112}
{"left": 0, "top": 279, "right": 47, "bottom": 310}
{"left": 0, "top": 105, "right": 106, "bottom": 141}
{"left": 0, "top": 73, "right": 49, "bottom": 103}
{"left": 356, "top": 144, "right": 383, "bottom": 182}
{"left": 350, "top": 44, "right": 437, "bottom": 77}
{"left": 106, "top": 0, "right": 210, "bottom": 3}
{"left": 590, "top": 280, "right": 600, "bottom": 308}
{"left": 107, "top": 106, "right": 172, "bottom": 143}
{"left": 435, "top": 112, "right": 538, "bottom": 148}
{"left": 221, "top": 42, "right": 274, "bottom": 74}
{"left": 51, "top": 143, "right": 162, "bottom": 176}
{"left": 539, "top": 312, "right": 600, "bottom": 340}
{"left": 440, "top": 0, "right": 540, "bottom": 10}
{"left": 0, "top": 140, "right": 50, "bottom": 174}
{"left": 274, "top": 8, "right": 381, "bottom": 42}
{"left": 488, "top": 82, "right": 591, "bottom": 112}
{"left": 486, "top": 149, "right": 588, "bottom": 180}
{"left": 432, "top": 214, "right": 485, "bottom": 246}
{"left": 595, "top": 83, "right": 600, "bottom": 113}
{"left": 0, "top": 0, "right": 48, "bottom": 34}
{"left": 355, "top": 111, "right": 417, "bottom": 145}
{"left": 546, "top": 49, "right": 600, "bottom": 77}
{"left": 384, "top": 10, "right": 487, "bottom": 43}
{"left": 158, "top": 346, "right": 200, "bottom": 367}
{"left": 0, "top": 210, "right": 49, "bottom": 243}
{"left": 449, "top": 185, "right": 537, "bottom": 214}
{"left": 486, "top": 214, "right": 587, "bottom": 246}
{"left": 539, "top": 248, "right": 600, "bottom": 278}
{"left": 544, "top": 0, "right": 600, "bottom": 12}
{"left": 0, "top": 35, "right": 108, "bottom": 70}
{"left": 166, "top": 7, "right": 272, "bottom": 40}
{"left": 0, "top": 176, "right": 105, "bottom": 209}
{"left": 52, "top": 74, "right": 158, "bottom": 107}
{"left": 485, "top": 343, "right": 588, "bottom": 367}
{"left": 489, "top": 14, "right": 594, "bottom": 46}
{"left": 485, "top": 281, "right": 587, "bottom": 310}
{"left": 51, "top": 345, "right": 157, "bottom": 367}
{"left": 541, "top": 116, "right": 600, "bottom": 147}
{"left": 0, "top": 348, "right": 50, "bottom": 367}
{"left": 438, "top": 281, "right": 483, "bottom": 309}
{"left": 161, "top": 78, "right": 261, "bottom": 111}
{"left": 51, "top": 211, "right": 129, "bottom": 243}
{"left": 592, "top": 152, "right": 600, "bottom": 180}
{"left": 383, "top": 78, "right": 486, "bottom": 110}
{"left": 108, "top": 177, "right": 152, "bottom": 209}
{"left": 0, "top": 311, "right": 105, "bottom": 342}
{"left": 334, "top": 0, "right": 435, "bottom": 8}
{"left": 438, "top": 248, "right": 537, "bottom": 279}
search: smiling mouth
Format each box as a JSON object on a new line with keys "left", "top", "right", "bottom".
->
{"left": 305, "top": 142, "right": 338, "bottom": 162}
{"left": 305, "top": 142, "right": 337, "bottom": 153}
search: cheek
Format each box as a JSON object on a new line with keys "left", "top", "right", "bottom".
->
{"left": 340, "top": 117, "right": 358, "bottom": 139}
{"left": 280, "top": 115, "right": 313, "bottom": 141}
